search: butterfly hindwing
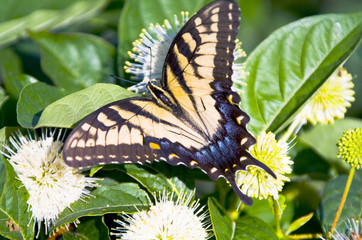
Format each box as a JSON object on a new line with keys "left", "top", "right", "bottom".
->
{"left": 63, "top": 0, "right": 276, "bottom": 206}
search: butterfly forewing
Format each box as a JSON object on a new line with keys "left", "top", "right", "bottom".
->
{"left": 64, "top": 98, "right": 210, "bottom": 168}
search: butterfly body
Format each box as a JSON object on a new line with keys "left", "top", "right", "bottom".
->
{"left": 63, "top": 0, "right": 275, "bottom": 205}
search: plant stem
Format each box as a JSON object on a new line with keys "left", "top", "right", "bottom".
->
{"left": 328, "top": 167, "right": 355, "bottom": 239}
{"left": 280, "top": 117, "right": 301, "bottom": 142}
{"left": 274, "top": 198, "right": 283, "bottom": 238}
{"left": 288, "top": 233, "right": 324, "bottom": 239}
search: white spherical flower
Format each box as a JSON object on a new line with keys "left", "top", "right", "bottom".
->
{"left": 113, "top": 191, "right": 211, "bottom": 240}
{"left": 125, "top": 12, "right": 247, "bottom": 95}
{"left": 1, "top": 130, "right": 95, "bottom": 233}
{"left": 297, "top": 67, "right": 355, "bottom": 125}
{"left": 236, "top": 131, "right": 293, "bottom": 200}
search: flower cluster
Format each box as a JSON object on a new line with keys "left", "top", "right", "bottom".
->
{"left": 113, "top": 191, "right": 210, "bottom": 240}
{"left": 297, "top": 67, "right": 354, "bottom": 125}
{"left": 237, "top": 132, "right": 293, "bottom": 200}
{"left": 338, "top": 128, "right": 362, "bottom": 169}
{"left": 1, "top": 130, "right": 95, "bottom": 233}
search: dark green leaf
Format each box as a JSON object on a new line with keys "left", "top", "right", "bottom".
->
{"left": 0, "top": 159, "right": 34, "bottom": 240}
{"left": 118, "top": 0, "right": 206, "bottom": 75}
{"left": 31, "top": 31, "right": 116, "bottom": 91}
{"left": 0, "top": 48, "right": 37, "bottom": 99}
{"left": 0, "top": 88, "right": 8, "bottom": 110}
{"left": 53, "top": 180, "right": 150, "bottom": 230}
{"left": 33, "top": 83, "right": 137, "bottom": 128}
{"left": 243, "top": 197, "right": 294, "bottom": 231}
{"left": 0, "top": 210, "right": 23, "bottom": 240}
{"left": 0, "top": 127, "right": 21, "bottom": 146}
{"left": 233, "top": 216, "right": 278, "bottom": 240}
{"left": 122, "top": 162, "right": 195, "bottom": 195}
{"left": 208, "top": 197, "right": 233, "bottom": 240}
{"left": 299, "top": 118, "right": 362, "bottom": 168}
{"left": 0, "top": 0, "right": 107, "bottom": 47}
{"left": 62, "top": 216, "right": 110, "bottom": 240}
{"left": 239, "top": 12, "right": 362, "bottom": 135}
{"left": 319, "top": 169, "right": 362, "bottom": 234}
{"left": 17, "top": 82, "right": 68, "bottom": 128}
{"left": 0, "top": 159, "right": 6, "bottom": 202}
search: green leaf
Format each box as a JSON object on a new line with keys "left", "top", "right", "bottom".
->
{"left": 0, "top": 127, "right": 21, "bottom": 146}
{"left": 285, "top": 212, "right": 314, "bottom": 235}
{"left": 17, "top": 82, "right": 68, "bottom": 128}
{"left": 0, "top": 159, "right": 6, "bottom": 202}
{"left": 90, "top": 166, "right": 104, "bottom": 177}
{"left": 298, "top": 118, "right": 362, "bottom": 168}
{"left": 208, "top": 197, "right": 233, "bottom": 240}
{"left": 0, "top": 0, "right": 107, "bottom": 47}
{"left": 118, "top": 0, "right": 206, "bottom": 75}
{"left": 31, "top": 31, "right": 116, "bottom": 91}
{"left": 121, "top": 162, "right": 195, "bottom": 195}
{"left": 33, "top": 83, "right": 137, "bottom": 128}
{"left": 0, "top": 48, "right": 38, "bottom": 100}
{"left": 0, "top": 210, "right": 23, "bottom": 240}
{"left": 239, "top": 12, "right": 362, "bottom": 135}
{"left": 53, "top": 180, "right": 150, "bottom": 230}
{"left": 0, "top": 87, "right": 8, "bottom": 111}
{"left": 243, "top": 197, "right": 294, "bottom": 231}
{"left": 0, "top": 159, "right": 34, "bottom": 240}
{"left": 319, "top": 169, "right": 362, "bottom": 234}
{"left": 233, "top": 216, "right": 278, "bottom": 240}
{"left": 62, "top": 216, "right": 110, "bottom": 240}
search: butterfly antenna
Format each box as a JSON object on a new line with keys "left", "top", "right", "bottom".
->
{"left": 110, "top": 75, "right": 138, "bottom": 84}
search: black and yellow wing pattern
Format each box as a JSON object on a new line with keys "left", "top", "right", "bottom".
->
{"left": 63, "top": 0, "right": 275, "bottom": 205}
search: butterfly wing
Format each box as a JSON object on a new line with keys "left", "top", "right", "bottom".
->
{"left": 63, "top": 0, "right": 276, "bottom": 205}
{"left": 158, "top": 0, "right": 275, "bottom": 204}
{"left": 63, "top": 97, "right": 209, "bottom": 168}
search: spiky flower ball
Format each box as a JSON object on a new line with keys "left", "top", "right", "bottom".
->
{"left": 113, "top": 191, "right": 211, "bottom": 240}
{"left": 236, "top": 132, "right": 293, "bottom": 200}
{"left": 338, "top": 128, "right": 362, "bottom": 169}
{"left": 297, "top": 67, "right": 354, "bottom": 125}
{"left": 1, "top": 130, "right": 95, "bottom": 233}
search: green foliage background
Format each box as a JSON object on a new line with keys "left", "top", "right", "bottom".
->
{"left": 0, "top": 0, "right": 361, "bottom": 239}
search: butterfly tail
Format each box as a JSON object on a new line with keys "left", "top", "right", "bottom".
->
{"left": 227, "top": 155, "right": 277, "bottom": 206}
{"left": 228, "top": 177, "right": 253, "bottom": 206}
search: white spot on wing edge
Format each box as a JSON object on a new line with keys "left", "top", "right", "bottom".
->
{"left": 211, "top": 7, "right": 220, "bottom": 14}
{"left": 194, "top": 17, "right": 202, "bottom": 26}
{"left": 81, "top": 123, "right": 91, "bottom": 131}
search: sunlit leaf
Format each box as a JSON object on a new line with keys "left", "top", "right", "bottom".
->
{"left": 33, "top": 83, "right": 137, "bottom": 128}
{"left": 239, "top": 12, "right": 362, "bottom": 135}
